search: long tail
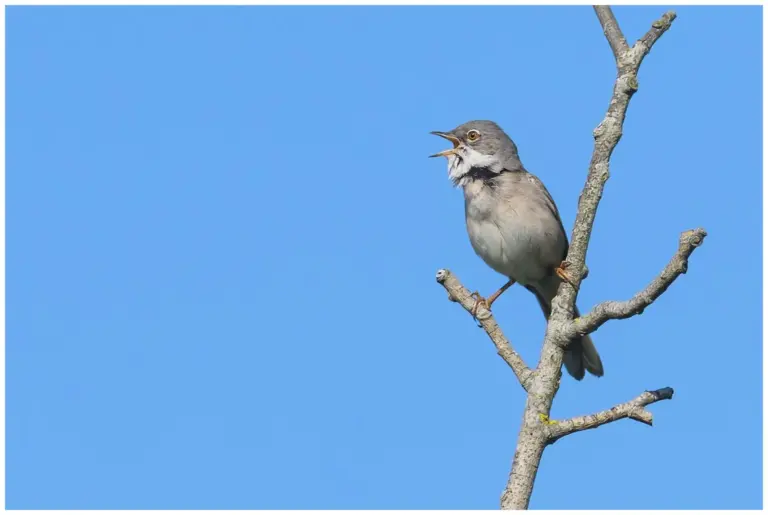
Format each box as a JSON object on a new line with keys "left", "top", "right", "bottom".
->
{"left": 524, "top": 275, "right": 604, "bottom": 380}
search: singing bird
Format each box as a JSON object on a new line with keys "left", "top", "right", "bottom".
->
{"left": 430, "top": 120, "right": 603, "bottom": 380}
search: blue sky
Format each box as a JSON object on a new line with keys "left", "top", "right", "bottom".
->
{"left": 6, "top": 5, "right": 762, "bottom": 510}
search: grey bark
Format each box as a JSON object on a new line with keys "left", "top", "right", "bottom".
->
{"left": 435, "top": 6, "right": 706, "bottom": 510}
{"left": 436, "top": 269, "right": 534, "bottom": 390}
{"left": 548, "top": 387, "right": 675, "bottom": 440}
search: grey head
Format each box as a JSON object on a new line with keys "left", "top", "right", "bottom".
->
{"left": 430, "top": 120, "right": 524, "bottom": 187}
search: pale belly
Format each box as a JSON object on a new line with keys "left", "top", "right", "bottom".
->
{"left": 465, "top": 216, "right": 553, "bottom": 286}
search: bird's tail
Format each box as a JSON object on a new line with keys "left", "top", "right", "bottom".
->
{"left": 525, "top": 276, "right": 604, "bottom": 380}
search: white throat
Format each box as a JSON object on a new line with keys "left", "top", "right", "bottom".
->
{"left": 447, "top": 146, "right": 503, "bottom": 187}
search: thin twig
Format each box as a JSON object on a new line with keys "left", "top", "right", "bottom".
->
{"left": 569, "top": 228, "right": 707, "bottom": 338}
{"left": 436, "top": 269, "right": 534, "bottom": 391}
{"left": 547, "top": 387, "right": 675, "bottom": 441}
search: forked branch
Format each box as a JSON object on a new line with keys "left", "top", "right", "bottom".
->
{"left": 553, "top": 8, "right": 679, "bottom": 316}
{"left": 500, "top": 7, "right": 684, "bottom": 510}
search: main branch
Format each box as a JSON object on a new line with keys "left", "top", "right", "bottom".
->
{"left": 500, "top": 7, "right": 680, "bottom": 510}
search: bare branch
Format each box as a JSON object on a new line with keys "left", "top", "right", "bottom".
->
{"left": 570, "top": 228, "right": 707, "bottom": 338}
{"left": 435, "top": 269, "right": 534, "bottom": 390}
{"left": 550, "top": 7, "right": 678, "bottom": 319}
{"left": 594, "top": 5, "right": 629, "bottom": 58}
{"left": 547, "top": 387, "right": 675, "bottom": 441}
{"left": 634, "top": 11, "right": 677, "bottom": 63}
{"left": 499, "top": 7, "right": 681, "bottom": 510}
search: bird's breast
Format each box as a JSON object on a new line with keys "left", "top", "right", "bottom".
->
{"left": 463, "top": 181, "right": 555, "bottom": 284}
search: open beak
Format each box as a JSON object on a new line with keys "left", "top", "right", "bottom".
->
{"left": 429, "top": 131, "right": 461, "bottom": 158}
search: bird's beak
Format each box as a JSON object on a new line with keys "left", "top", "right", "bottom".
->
{"left": 429, "top": 131, "right": 461, "bottom": 158}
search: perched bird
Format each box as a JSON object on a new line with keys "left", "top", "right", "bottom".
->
{"left": 430, "top": 120, "right": 603, "bottom": 380}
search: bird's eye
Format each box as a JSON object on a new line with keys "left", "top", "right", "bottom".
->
{"left": 467, "top": 129, "right": 481, "bottom": 142}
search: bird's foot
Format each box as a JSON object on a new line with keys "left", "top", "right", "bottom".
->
{"left": 469, "top": 279, "right": 515, "bottom": 326}
{"left": 470, "top": 291, "right": 490, "bottom": 326}
{"left": 555, "top": 261, "right": 579, "bottom": 289}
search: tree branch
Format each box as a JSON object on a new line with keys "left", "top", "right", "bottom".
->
{"left": 436, "top": 269, "right": 534, "bottom": 390}
{"left": 547, "top": 387, "right": 675, "bottom": 441}
{"left": 634, "top": 11, "right": 677, "bottom": 63}
{"left": 433, "top": 5, "right": 690, "bottom": 510}
{"left": 549, "top": 8, "right": 678, "bottom": 323}
{"left": 569, "top": 228, "right": 707, "bottom": 338}
{"left": 594, "top": 5, "right": 629, "bottom": 59}
{"left": 499, "top": 7, "right": 681, "bottom": 510}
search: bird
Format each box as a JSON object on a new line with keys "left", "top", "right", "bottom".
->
{"left": 430, "top": 120, "right": 603, "bottom": 380}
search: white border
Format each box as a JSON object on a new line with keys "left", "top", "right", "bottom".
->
{"left": 2, "top": 0, "right": 767, "bottom": 5}
{"left": 1, "top": 1, "right": 764, "bottom": 514}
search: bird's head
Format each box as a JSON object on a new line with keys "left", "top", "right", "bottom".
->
{"left": 430, "top": 120, "right": 522, "bottom": 187}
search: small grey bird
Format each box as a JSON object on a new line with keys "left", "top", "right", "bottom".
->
{"left": 430, "top": 120, "right": 603, "bottom": 380}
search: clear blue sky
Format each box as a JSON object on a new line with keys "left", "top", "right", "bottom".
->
{"left": 6, "top": 5, "right": 762, "bottom": 510}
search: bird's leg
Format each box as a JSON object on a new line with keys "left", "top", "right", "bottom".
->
{"left": 486, "top": 279, "right": 515, "bottom": 308}
{"left": 555, "top": 261, "right": 578, "bottom": 289}
{"left": 470, "top": 279, "right": 516, "bottom": 319}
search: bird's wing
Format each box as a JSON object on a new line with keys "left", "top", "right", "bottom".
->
{"left": 519, "top": 171, "right": 569, "bottom": 260}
